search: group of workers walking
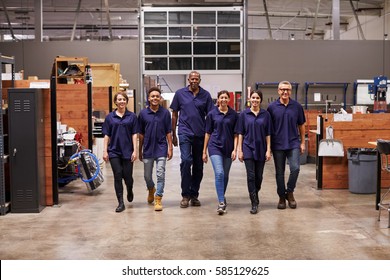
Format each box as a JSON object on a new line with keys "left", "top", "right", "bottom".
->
{"left": 102, "top": 71, "right": 306, "bottom": 215}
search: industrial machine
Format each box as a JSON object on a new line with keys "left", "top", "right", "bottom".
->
{"left": 58, "top": 146, "right": 104, "bottom": 192}
{"left": 369, "top": 75, "right": 388, "bottom": 113}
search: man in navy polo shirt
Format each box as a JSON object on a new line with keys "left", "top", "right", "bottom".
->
{"left": 267, "top": 81, "right": 306, "bottom": 210}
{"left": 138, "top": 87, "right": 173, "bottom": 211}
{"left": 170, "top": 71, "right": 214, "bottom": 208}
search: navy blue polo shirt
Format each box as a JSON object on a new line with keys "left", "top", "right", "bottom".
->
{"left": 102, "top": 110, "right": 139, "bottom": 159}
{"left": 170, "top": 86, "right": 213, "bottom": 137}
{"left": 236, "top": 108, "right": 272, "bottom": 161}
{"left": 205, "top": 106, "right": 238, "bottom": 157}
{"left": 267, "top": 98, "right": 306, "bottom": 150}
{"left": 138, "top": 106, "right": 172, "bottom": 158}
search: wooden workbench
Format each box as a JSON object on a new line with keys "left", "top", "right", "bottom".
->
{"left": 314, "top": 113, "right": 390, "bottom": 189}
{"left": 306, "top": 111, "right": 390, "bottom": 189}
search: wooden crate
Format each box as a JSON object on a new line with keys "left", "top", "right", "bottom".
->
{"left": 90, "top": 63, "right": 120, "bottom": 94}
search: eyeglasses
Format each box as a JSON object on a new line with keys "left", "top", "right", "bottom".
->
{"left": 278, "top": 88, "right": 291, "bottom": 92}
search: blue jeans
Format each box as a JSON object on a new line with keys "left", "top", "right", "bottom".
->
{"left": 178, "top": 134, "right": 204, "bottom": 198}
{"left": 244, "top": 159, "right": 265, "bottom": 195}
{"left": 273, "top": 148, "right": 301, "bottom": 198}
{"left": 143, "top": 157, "right": 167, "bottom": 197}
{"left": 210, "top": 155, "right": 233, "bottom": 203}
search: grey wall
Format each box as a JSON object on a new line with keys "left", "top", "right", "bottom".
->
{"left": 0, "top": 40, "right": 139, "bottom": 93}
{"left": 0, "top": 40, "right": 389, "bottom": 111}
{"left": 248, "top": 40, "right": 390, "bottom": 109}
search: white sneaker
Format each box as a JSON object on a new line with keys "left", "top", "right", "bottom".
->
{"left": 217, "top": 202, "right": 226, "bottom": 215}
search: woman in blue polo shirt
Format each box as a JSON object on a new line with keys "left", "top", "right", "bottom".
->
{"left": 236, "top": 89, "right": 272, "bottom": 214}
{"left": 102, "top": 92, "right": 139, "bottom": 213}
{"left": 138, "top": 87, "right": 173, "bottom": 211}
{"left": 202, "top": 90, "right": 238, "bottom": 215}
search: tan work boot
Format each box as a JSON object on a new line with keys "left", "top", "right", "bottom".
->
{"left": 154, "top": 196, "right": 163, "bottom": 211}
{"left": 286, "top": 192, "right": 297, "bottom": 209}
{"left": 147, "top": 187, "right": 156, "bottom": 204}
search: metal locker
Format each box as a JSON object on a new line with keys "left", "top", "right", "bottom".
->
{"left": 8, "top": 88, "right": 45, "bottom": 213}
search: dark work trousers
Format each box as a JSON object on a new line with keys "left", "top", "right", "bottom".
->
{"left": 109, "top": 157, "right": 134, "bottom": 198}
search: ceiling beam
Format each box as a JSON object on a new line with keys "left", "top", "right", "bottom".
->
{"left": 1, "top": 0, "right": 17, "bottom": 40}
{"left": 104, "top": 0, "right": 113, "bottom": 40}
{"left": 70, "top": 0, "right": 82, "bottom": 41}
{"left": 350, "top": 0, "right": 366, "bottom": 40}
{"left": 310, "top": 0, "right": 321, "bottom": 40}
{"left": 262, "top": 0, "right": 273, "bottom": 39}
{"left": 332, "top": 0, "right": 340, "bottom": 39}
{"left": 34, "top": 0, "right": 42, "bottom": 42}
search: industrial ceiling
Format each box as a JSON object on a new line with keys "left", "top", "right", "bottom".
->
{"left": 0, "top": 0, "right": 387, "bottom": 41}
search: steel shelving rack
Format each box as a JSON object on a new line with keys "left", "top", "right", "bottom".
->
{"left": 304, "top": 82, "right": 349, "bottom": 110}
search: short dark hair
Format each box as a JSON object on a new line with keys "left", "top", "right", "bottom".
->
{"left": 188, "top": 70, "right": 201, "bottom": 79}
{"left": 148, "top": 86, "right": 161, "bottom": 96}
{"left": 218, "top": 90, "right": 230, "bottom": 98}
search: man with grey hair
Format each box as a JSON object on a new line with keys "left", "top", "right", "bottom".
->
{"left": 267, "top": 81, "right": 306, "bottom": 209}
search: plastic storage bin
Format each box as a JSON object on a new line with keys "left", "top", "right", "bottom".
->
{"left": 347, "top": 148, "right": 377, "bottom": 194}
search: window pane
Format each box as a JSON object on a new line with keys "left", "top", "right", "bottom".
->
{"left": 142, "top": 7, "right": 243, "bottom": 73}
{"left": 194, "top": 57, "right": 216, "bottom": 70}
{"left": 169, "top": 27, "right": 191, "bottom": 39}
{"left": 144, "top": 12, "right": 167, "bottom": 25}
{"left": 169, "top": 57, "right": 192, "bottom": 70}
{"left": 217, "top": 11, "right": 241, "bottom": 24}
{"left": 145, "top": 42, "right": 167, "bottom": 55}
{"left": 218, "top": 57, "right": 240, "bottom": 70}
{"left": 194, "top": 42, "right": 216, "bottom": 54}
{"left": 145, "top": 58, "right": 167, "bottom": 70}
{"left": 169, "top": 42, "right": 191, "bottom": 55}
{"left": 193, "top": 11, "right": 215, "bottom": 24}
{"left": 144, "top": 27, "right": 167, "bottom": 40}
{"left": 194, "top": 27, "right": 215, "bottom": 39}
{"left": 218, "top": 42, "right": 240, "bottom": 54}
{"left": 169, "top": 12, "right": 191, "bottom": 24}
{"left": 218, "top": 27, "right": 240, "bottom": 39}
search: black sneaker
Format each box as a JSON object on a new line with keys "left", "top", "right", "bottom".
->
{"left": 217, "top": 202, "right": 226, "bottom": 215}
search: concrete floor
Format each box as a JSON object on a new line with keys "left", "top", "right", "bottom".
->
{"left": 0, "top": 146, "right": 389, "bottom": 260}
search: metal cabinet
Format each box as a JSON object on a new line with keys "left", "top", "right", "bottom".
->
{"left": 8, "top": 88, "right": 45, "bottom": 213}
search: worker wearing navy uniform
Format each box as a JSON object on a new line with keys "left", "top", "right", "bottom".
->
{"left": 202, "top": 90, "right": 239, "bottom": 215}
{"left": 170, "top": 71, "right": 214, "bottom": 208}
{"left": 236, "top": 89, "right": 272, "bottom": 214}
{"left": 138, "top": 87, "right": 173, "bottom": 211}
{"left": 267, "top": 81, "right": 306, "bottom": 210}
{"left": 102, "top": 92, "right": 139, "bottom": 213}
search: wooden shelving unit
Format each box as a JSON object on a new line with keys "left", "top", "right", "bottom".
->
{"left": 55, "top": 56, "right": 88, "bottom": 85}
{"left": 51, "top": 56, "right": 92, "bottom": 205}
